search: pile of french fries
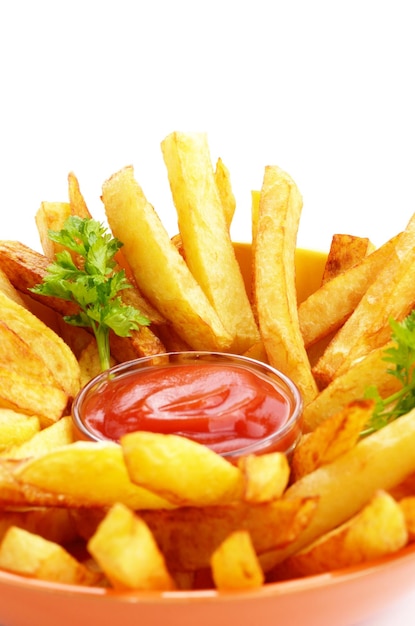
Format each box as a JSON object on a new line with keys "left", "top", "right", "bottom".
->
{"left": 1, "top": 131, "right": 415, "bottom": 591}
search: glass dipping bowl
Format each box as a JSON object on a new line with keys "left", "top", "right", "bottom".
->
{"left": 71, "top": 351, "right": 303, "bottom": 461}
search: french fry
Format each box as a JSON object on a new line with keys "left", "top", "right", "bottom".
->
{"left": 13, "top": 441, "right": 176, "bottom": 510}
{"left": 238, "top": 452, "right": 290, "bottom": 503}
{"left": 161, "top": 132, "right": 259, "bottom": 353}
{"left": 302, "top": 340, "right": 401, "bottom": 432}
{"left": 1, "top": 415, "right": 74, "bottom": 459}
{"left": 121, "top": 431, "right": 244, "bottom": 506}
{"left": 253, "top": 165, "right": 318, "bottom": 405}
{"left": 211, "top": 530, "right": 264, "bottom": 589}
{"left": 214, "top": 157, "right": 236, "bottom": 229}
{"left": 0, "top": 267, "right": 27, "bottom": 306}
{"left": 262, "top": 406, "right": 415, "bottom": 571}
{"left": 291, "top": 399, "right": 374, "bottom": 480}
{"left": 0, "top": 526, "right": 99, "bottom": 585}
{"left": 298, "top": 234, "right": 399, "bottom": 349}
{"left": 279, "top": 491, "right": 407, "bottom": 577}
{"left": 35, "top": 201, "right": 72, "bottom": 259}
{"left": 0, "top": 241, "right": 78, "bottom": 316}
{"left": 102, "top": 165, "right": 233, "bottom": 351}
{"left": 67, "top": 171, "right": 92, "bottom": 219}
{"left": 313, "top": 212, "right": 415, "bottom": 388}
{"left": 87, "top": 503, "right": 175, "bottom": 591}
{"left": 0, "top": 368, "right": 68, "bottom": 426}
{"left": 321, "top": 233, "right": 375, "bottom": 284}
{"left": 0, "top": 290, "right": 80, "bottom": 400}
{"left": 0, "top": 409, "right": 40, "bottom": 452}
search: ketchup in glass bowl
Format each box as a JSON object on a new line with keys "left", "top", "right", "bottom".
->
{"left": 71, "top": 351, "right": 303, "bottom": 460}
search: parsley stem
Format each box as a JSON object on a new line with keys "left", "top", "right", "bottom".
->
{"left": 95, "top": 324, "right": 111, "bottom": 372}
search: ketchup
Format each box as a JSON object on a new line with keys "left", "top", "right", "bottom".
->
{"left": 80, "top": 363, "right": 294, "bottom": 455}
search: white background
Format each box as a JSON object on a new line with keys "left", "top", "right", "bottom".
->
{"left": 1, "top": 1, "right": 415, "bottom": 623}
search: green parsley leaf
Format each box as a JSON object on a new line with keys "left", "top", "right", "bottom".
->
{"left": 31, "top": 216, "right": 150, "bottom": 372}
{"left": 362, "top": 310, "right": 415, "bottom": 436}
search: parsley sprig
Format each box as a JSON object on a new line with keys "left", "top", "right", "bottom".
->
{"left": 31, "top": 216, "right": 150, "bottom": 372}
{"left": 362, "top": 310, "right": 415, "bottom": 436}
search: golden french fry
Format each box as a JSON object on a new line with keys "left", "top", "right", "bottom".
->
{"left": 211, "top": 530, "right": 264, "bottom": 589}
{"left": 313, "top": 212, "right": 415, "bottom": 387}
{"left": 299, "top": 234, "right": 399, "bottom": 349}
{"left": 321, "top": 233, "right": 375, "bottom": 284}
{"left": 302, "top": 340, "right": 401, "bottom": 432}
{"left": 291, "top": 399, "right": 374, "bottom": 480}
{"left": 253, "top": 165, "right": 317, "bottom": 405}
{"left": 67, "top": 171, "right": 92, "bottom": 219}
{"left": 0, "top": 290, "right": 81, "bottom": 400}
{"left": 0, "top": 368, "right": 68, "bottom": 426}
{"left": 161, "top": 132, "right": 259, "bottom": 353}
{"left": 2, "top": 415, "right": 74, "bottom": 459}
{"left": 102, "top": 165, "right": 233, "bottom": 352}
{"left": 35, "top": 201, "right": 72, "bottom": 259}
{"left": 0, "top": 409, "right": 40, "bottom": 452}
{"left": 0, "top": 526, "right": 99, "bottom": 585}
{"left": 0, "top": 267, "right": 26, "bottom": 306}
{"left": 87, "top": 503, "right": 175, "bottom": 591}
{"left": 238, "top": 452, "right": 290, "bottom": 503}
{"left": 214, "top": 157, "right": 236, "bottom": 229}
{"left": 279, "top": 491, "right": 407, "bottom": 577}
{"left": 262, "top": 406, "right": 415, "bottom": 571}
{"left": 13, "top": 441, "right": 175, "bottom": 510}
{"left": 0, "top": 241, "right": 78, "bottom": 317}
{"left": 121, "top": 431, "right": 244, "bottom": 506}
{"left": 0, "top": 320, "right": 57, "bottom": 387}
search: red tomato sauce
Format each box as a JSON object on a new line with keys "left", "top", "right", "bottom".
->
{"left": 81, "top": 363, "right": 293, "bottom": 455}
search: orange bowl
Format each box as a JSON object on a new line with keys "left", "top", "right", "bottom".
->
{"left": 1, "top": 247, "right": 414, "bottom": 626}
{"left": 1, "top": 544, "right": 415, "bottom": 626}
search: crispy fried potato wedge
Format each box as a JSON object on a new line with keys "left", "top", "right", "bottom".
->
{"left": 0, "top": 320, "right": 58, "bottom": 387}
{"left": 140, "top": 497, "right": 318, "bottom": 571}
{"left": 278, "top": 491, "right": 407, "bottom": 578}
{"left": 0, "top": 409, "right": 40, "bottom": 452}
{"left": 0, "top": 291, "right": 80, "bottom": 399}
{"left": 0, "top": 241, "right": 78, "bottom": 316}
{"left": 0, "top": 267, "right": 26, "bottom": 306}
{"left": 2, "top": 415, "right": 74, "bottom": 459}
{"left": 238, "top": 452, "right": 290, "bottom": 503}
{"left": 302, "top": 340, "right": 401, "bottom": 432}
{"left": 291, "top": 399, "right": 375, "bottom": 480}
{"left": 262, "top": 406, "right": 415, "bottom": 570}
{"left": 102, "top": 165, "right": 233, "bottom": 351}
{"left": 313, "top": 213, "right": 415, "bottom": 387}
{"left": 0, "top": 526, "right": 100, "bottom": 585}
{"left": 321, "top": 233, "right": 375, "bottom": 284}
{"left": 121, "top": 431, "right": 244, "bottom": 506}
{"left": 13, "top": 441, "right": 175, "bottom": 510}
{"left": 87, "top": 503, "right": 175, "bottom": 591}
{"left": 298, "top": 234, "right": 399, "bottom": 349}
{"left": 67, "top": 171, "right": 92, "bottom": 219}
{"left": 253, "top": 165, "right": 317, "bottom": 405}
{"left": 0, "top": 367, "right": 68, "bottom": 425}
{"left": 161, "top": 132, "right": 259, "bottom": 353}
{"left": 211, "top": 530, "right": 264, "bottom": 590}
{"left": 214, "top": 157, "right": 236, "bottom": 229}
{"left": 35, "top": 201, "right": 72, "bottom": 259}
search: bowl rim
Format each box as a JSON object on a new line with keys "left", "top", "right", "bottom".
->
{"left": 1, "top": 540, "right": 415, "bottom": 603}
